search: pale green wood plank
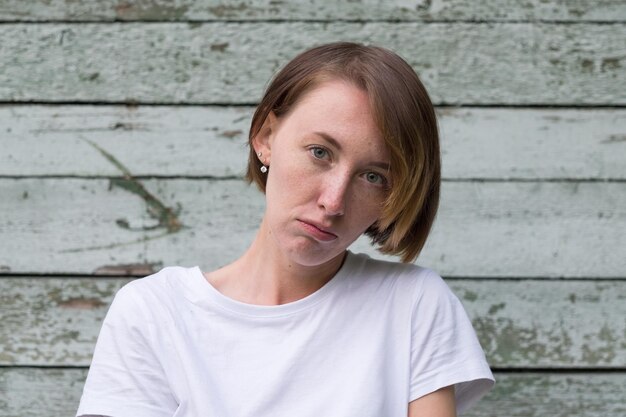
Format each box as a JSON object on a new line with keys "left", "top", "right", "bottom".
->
{"left": 0, "top": 277, "right": 131, "bottom": 366}
{"left": 0, "top": 105, "right": 251, "bottom": 178}
{"left": 2, "top": 106, "right": 625, "bottom": 179}
{"left": 465, "top": 373, "right": 626, "bottom": 417}
{"left": 1, "top": 278, "right": 624, "bottom": 367}
{"left": 0, "top": 0, "right": 625, "bottom": 22}
{"left": 0, "top": 368, "right": 88, "bottom": 417}
{"left": 448, "top": 280, "right": 626, "bottom": 368}
{"left": 1, "top": 368, "right": 625, "bottom": 417}
{"left": 0, "top": 23, "right": 624, "bottom": 105}
{"left": 0, "top": 179, "right": 624, "bottom": 277}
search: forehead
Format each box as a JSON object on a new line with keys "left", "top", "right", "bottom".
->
{"left": 280, "top": 80, "right": 387, "bottom": 153}
{"left": 292, "top": 79, "right": 372, "bottom": 120}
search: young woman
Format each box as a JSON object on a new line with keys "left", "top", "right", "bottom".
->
{"left": 77, "top": 42, "right": 494, "bottom": 417}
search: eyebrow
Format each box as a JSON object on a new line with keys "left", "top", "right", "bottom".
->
{"left": 314, "top": 131, "right": 342, "bottom": 151}
{"left": 313, "top": 131, "right": 390, "bottom": 171}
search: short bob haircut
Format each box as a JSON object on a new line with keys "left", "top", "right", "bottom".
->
{"left": 246, "top": 42, "right": 440, "bottom": 263}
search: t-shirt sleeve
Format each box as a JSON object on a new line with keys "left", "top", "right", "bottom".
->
{"left": 409, "top": 270, "right": 495, "bottom": 415}
{"left": 76, "top": 282, "right": 178, "bottom": 417}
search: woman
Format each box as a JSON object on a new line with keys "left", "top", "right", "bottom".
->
{"left": 77, "top": 42, "right": 494, "bottom": 417}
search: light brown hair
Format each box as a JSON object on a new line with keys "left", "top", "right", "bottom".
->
{"left": 246, "top": 42, "right": 440, "bottom": 263}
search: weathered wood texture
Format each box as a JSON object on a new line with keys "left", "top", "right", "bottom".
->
{"left": 1, "top": 0, "right": 625, "bottom": 22}
{"left": 2, "top": 106, "right": 625, "bottom": 180}
{"left": 1, "top": 277, "right": 624, "bottom": 367}
{"left": 1, "top": 23, "right": 624, "bottom": 105}
{"left": 1, "top": 179, "right": 624, "bottom": 277}
{"left": 1, "top": 368, "right": 624, "bottom": 417}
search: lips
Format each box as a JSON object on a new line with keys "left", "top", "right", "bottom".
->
{"left": 298, "top": 219, "right": 338, "bottom": 242}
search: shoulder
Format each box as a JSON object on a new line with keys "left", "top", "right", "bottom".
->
{"left": 346, "top": 251, "right": 445, "bottom": 297}
{"left": 119, "top": 265, "right": 193, "bottom": 296}
{"left": 108, "top": 265, "right": 196, "bottom": 318}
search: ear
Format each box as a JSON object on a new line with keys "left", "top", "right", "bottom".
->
{"left": 252, "top": 111, "right": 278, "bottom": 166}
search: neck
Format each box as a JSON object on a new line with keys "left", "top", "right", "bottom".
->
{"left": 207, "top": 217, "right": 346, "bottom": 306}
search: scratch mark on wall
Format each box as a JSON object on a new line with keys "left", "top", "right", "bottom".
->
{"left": 81, "top": 136, "right": 183, "bottom": 233}
{"left": 59, "top": 137, "right": 186, "bottom": 253}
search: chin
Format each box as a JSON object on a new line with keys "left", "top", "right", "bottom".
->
{"left": 283, "top": 238, "right": 346, "bottom": 267}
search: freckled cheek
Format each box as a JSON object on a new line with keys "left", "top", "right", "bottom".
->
{"left": 350, "top": 188, "right": 385, "bottom": 219}
{"left": 268, "top": 158, "right": 316, "bottom": 204}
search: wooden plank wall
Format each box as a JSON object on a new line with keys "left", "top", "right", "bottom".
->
{"left": 1, "top": 1, "right": 625, "bottom": 416}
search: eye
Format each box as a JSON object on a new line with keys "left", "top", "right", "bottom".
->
{"left": 364, "top": 172, "right": 387, "bottom": 186}
{"left": 310, "top": 146, "right": 329, "bottom": 160}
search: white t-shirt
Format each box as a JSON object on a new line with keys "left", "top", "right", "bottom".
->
{"left": 77, "top": 251, "right": 494, "bottom": 417}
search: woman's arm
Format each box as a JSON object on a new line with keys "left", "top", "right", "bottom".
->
{"left": 408, "top": 385, "right": 456, "bottom": 417}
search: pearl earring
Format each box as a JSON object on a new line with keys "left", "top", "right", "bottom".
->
{"left": 257, "top": 151, "right": 268, "bottom": 173}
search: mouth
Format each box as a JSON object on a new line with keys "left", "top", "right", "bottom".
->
{"left": 297, "top": 219, "right": 338, "bottom": 242}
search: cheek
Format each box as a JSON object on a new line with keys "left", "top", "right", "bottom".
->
{"left": 347, "top": 189, "right": 384, "bottom": 224}
{"left": 265, "top": 154, "right": 313, "bottom": 208}
{"left": 352, "top": 180, "right": 386, "bottom": 206}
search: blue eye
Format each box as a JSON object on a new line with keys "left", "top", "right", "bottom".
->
{"left": 365, "top": 172, "right": 385, "bottom": 185}
{"left": 310, "top": 147, "right": 328, "bottom": 159}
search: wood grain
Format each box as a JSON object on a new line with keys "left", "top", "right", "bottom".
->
{"left": 2, "top": 106, "right": 625, "bottom": 179}
{"left": 1, "top": 277, "right": 624, "bottom": 367}
{"left": 0, "top": 368, "right": 624, "bottom": 416}
{"left": 1, "top": 23, "right": 624, "bottom": 104}
{"left": 0, "top": 179, "right": 624, "bottom": 277}
{"left": 1, "top": 0, "right": 625, "bottom": 22}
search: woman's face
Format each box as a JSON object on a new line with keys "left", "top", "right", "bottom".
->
{"left": 255, "top": 79, "right": 391, "bottom": 267}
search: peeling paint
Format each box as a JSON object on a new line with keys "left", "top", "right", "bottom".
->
{"left": 416, "top": 0, "right": 433, "bottom": 12}
{"left": 488, "top": 302, "right": 506, "bottom": 315}
{"left": 110, "top": 121, "right": 146, "bottom": 131}
{"left": 581, "top": 342, "right": 617, "bottom": 365}
{"left": 94, "top": 263, "right": 159, "bottom": 275}
{"left": 80, "top": 72, "right": 100, "bottom": 82}
{"left": 219, "top": 129, "right": 242, "bottom": 139}
{"left": 114, "top": 1, "right": 189, "bottom": 20}
{"left": 600, "top": 57, "right": 621, "bottom": 71}
{"left": 58, "top": 28, "right": 75, "bottom": 46}
{"left": 601, "top": 134, "right": 626, "bottom": 144}
{"left": 473, "top": 317, "right": 576, "bottom": 365}
{"left": 463, "top": 290, "right": 478, "bottom": 302}
{"left": 49, "top": 330, "right": 81, "bottom": 345}
{"left": 110, "top": 178, "right": 183, "bottom": 232}
{"left": 210, "top": 42, "right": 229, "bottom": 52}
{"left": 58, "top": 297, "right": 105, "bottom": 309}
{"left": 207, "top": 3, "right": 248, "bottom": 18}
{"left": 580, "top": 58, "right": 594, "bottom": 72}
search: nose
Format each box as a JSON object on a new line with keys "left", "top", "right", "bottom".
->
{"left": 318, "top": 173, "right": 349, "bottom": 216}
